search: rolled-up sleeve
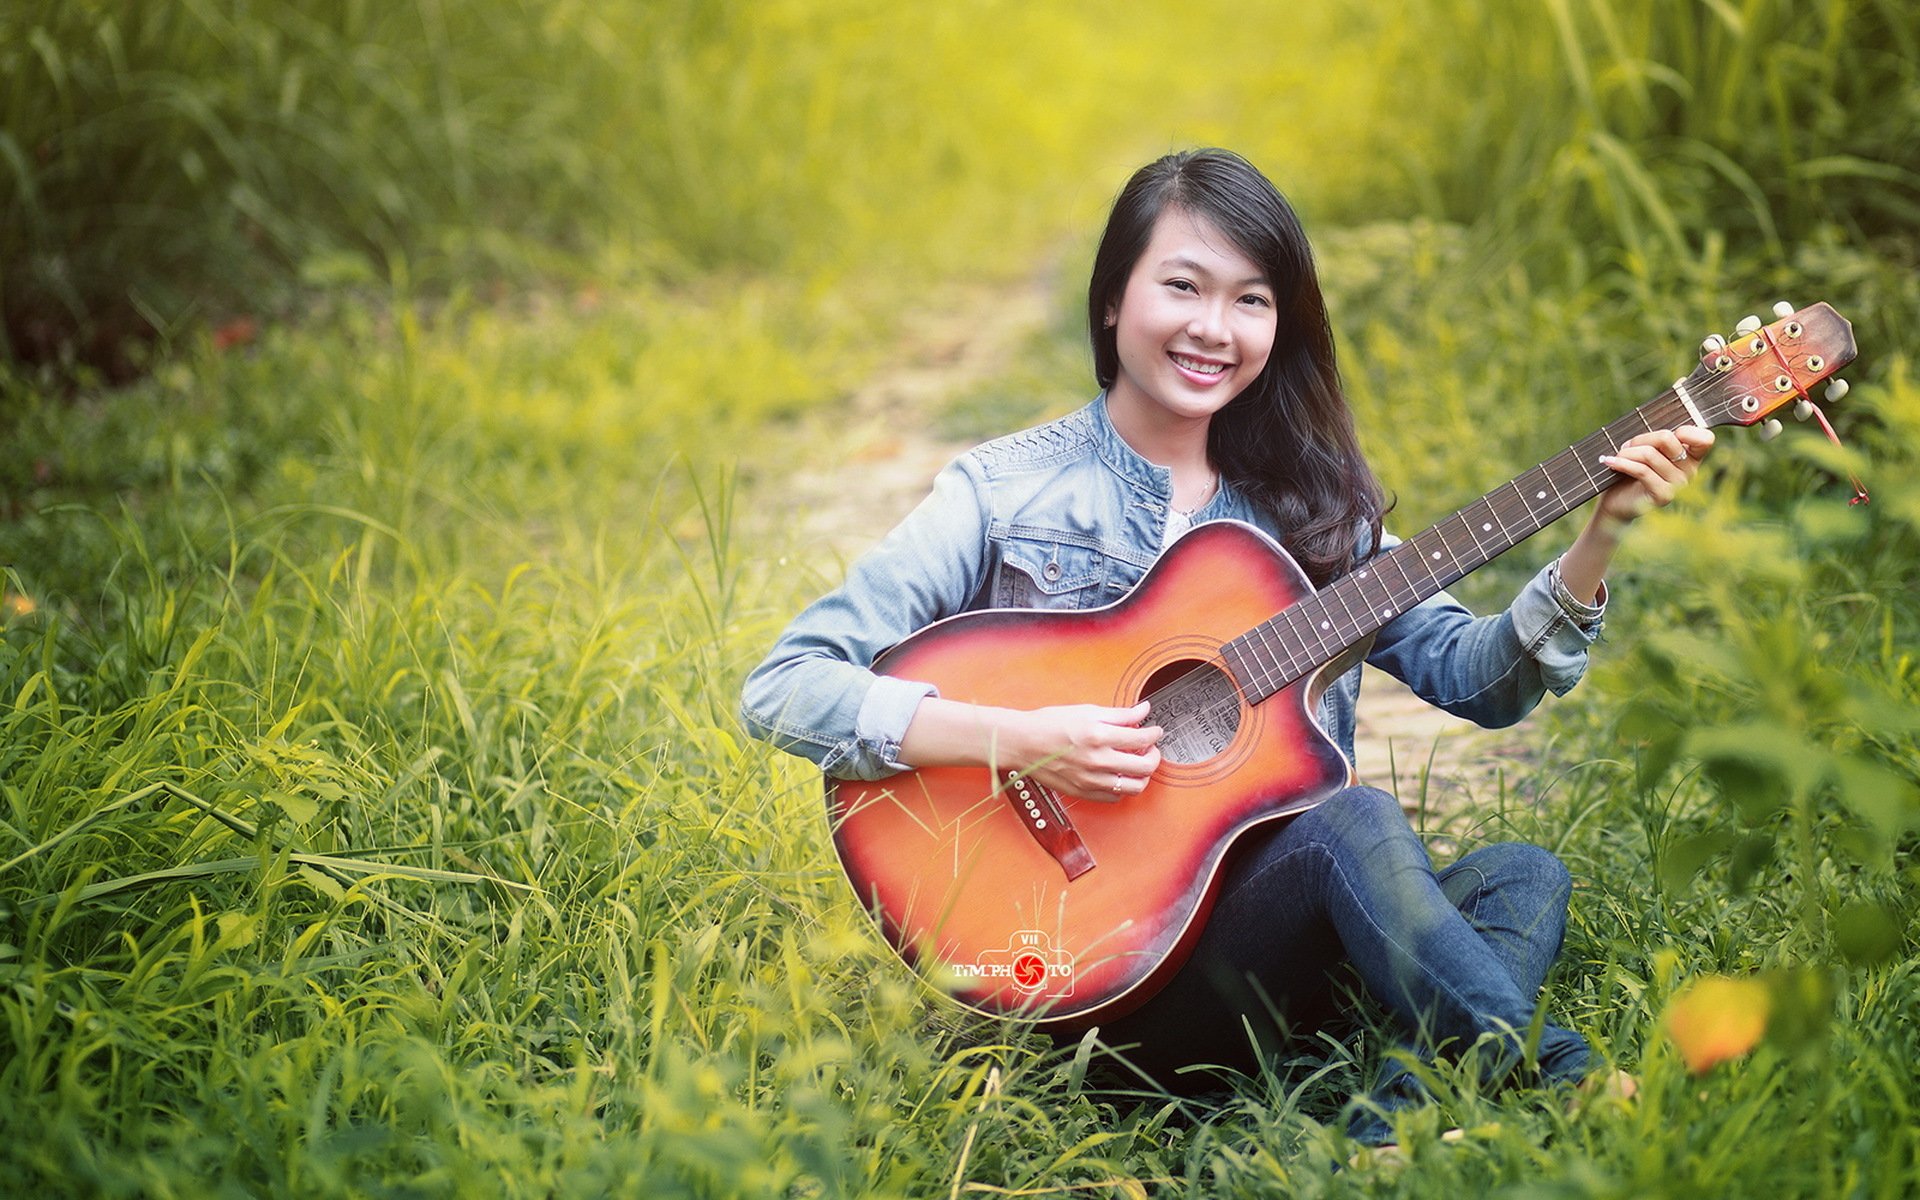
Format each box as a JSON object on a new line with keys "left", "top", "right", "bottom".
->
{"left": 739, "top": 456, "right": 992, "bottom": 780}
{"left": 1366, "top": 530, "right": 1609, "bottom": 728}
{"left": 1507, "top": 556, "right": 1607, "bottom": 695}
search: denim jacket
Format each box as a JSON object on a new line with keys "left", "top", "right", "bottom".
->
{"left": 741, "top": 395, "right": 1606, "bottom": 780}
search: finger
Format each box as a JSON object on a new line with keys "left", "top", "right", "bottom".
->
{"left": 1641, "top": 445, "right": 1690, "bottom": 484}
{"left": 1109, "top": 722, "right": 1164, "bottom": 751}
{"left": 1610, "top": 444, "right": 1687, "bottom": 486}
{"left": 1598, "top": 454, "right": 1676, "bottom": 506}
{"left": 1640, "top": 426, "right": 1717, "bottom": 464}
{"left": 1099, "top": 747, "right": 1160, "bottom": 776}
{"left": 1677, "top": 426, "right": 1716, "bottom": 458}
{"left": 1631, "top": 430, "right": 1689, "bottom": 462}
{"left": 1082, "top": 771, "right": 1141, "bottom": 800}
{"left": 1623, "top": 432, "right": 1691, "bottom": 470}
{"left": 1119, "top": 756, "right": 1160, "bottom": 792}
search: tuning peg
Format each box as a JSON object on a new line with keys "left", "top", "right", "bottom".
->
{"left": 1773, "top": 300, "right": 1796, "bottom": 318}
{"left": 1795, "top": 399, "right": 1815, "bottom": 421}
{"left": 1826, "top": 378, "right": 1849, "bottom": 402}
{"left": 1758, "top": 418, "right": 1783, "bottom": 441}
{"left": 1735, "top": 315, "right": 1763, "bottom": 335}
{"left": 1701, "top": 334, "right": 1727, "bottom": 353}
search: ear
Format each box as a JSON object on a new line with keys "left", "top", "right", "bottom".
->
{"left": 1103, "top": 309, "right": 1117, "bottom": 328}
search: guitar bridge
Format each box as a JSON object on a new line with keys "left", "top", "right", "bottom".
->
{"left": 1002, "top": 770, "right": 1096, "bottom": 881}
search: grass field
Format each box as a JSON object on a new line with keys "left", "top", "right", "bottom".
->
{"left": 4, "top": 2, "right": 1918, "bottom": 1195}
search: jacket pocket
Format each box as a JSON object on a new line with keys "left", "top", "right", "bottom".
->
{"left": 991, "top": 534, "right": 1108, "bottom": 610}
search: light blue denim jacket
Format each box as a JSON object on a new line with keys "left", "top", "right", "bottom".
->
{"left": 741, "top": 396, "right": 1606, "bottom": 780}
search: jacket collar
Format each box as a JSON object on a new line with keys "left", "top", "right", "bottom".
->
{"left": 1090, "top": 393, "right": 1174, "bottom": 499}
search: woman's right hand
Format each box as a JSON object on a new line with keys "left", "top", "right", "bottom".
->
{"left": 1003, "top": 701, "right": 1163, "bottom": 802}
{"left": 899, "top": 696, "right": 1164, "bottom": 801}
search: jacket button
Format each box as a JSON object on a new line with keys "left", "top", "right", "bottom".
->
{"left": 1043, "top": 561, "right": 1062, "bottom": 581}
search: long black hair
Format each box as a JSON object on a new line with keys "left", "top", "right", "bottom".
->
{"left": 1088, "top": 148, "right": 1386, "bottom": 586}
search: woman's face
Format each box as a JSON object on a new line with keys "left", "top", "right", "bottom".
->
{"left": 1105, "top": 206, "right": 1276, "bottom": 429}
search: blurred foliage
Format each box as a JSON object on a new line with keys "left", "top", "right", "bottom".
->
{"left": 2, "top": 0, "right": 1919, "bottom": 1195}
{"left": 1376, "top": 0, "right": 1920, "bottom": 270}
{"left": 0, "top": 0, "right": 1412, "bottom": 379}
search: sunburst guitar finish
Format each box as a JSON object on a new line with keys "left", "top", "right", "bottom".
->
{"left": 827, "top": 522, "right": 1350, "bottom": 1027}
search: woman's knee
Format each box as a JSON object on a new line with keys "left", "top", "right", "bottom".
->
{"left": 1297, "top": 786, "right": 1406, "bottom": 849}
{"left": 1461, "top": 842, "right": 1572, "bottom": 912}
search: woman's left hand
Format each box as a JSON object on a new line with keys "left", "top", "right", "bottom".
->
{"left": 1560, "top": 424, "right": 1716, "bottom": 605}
{"left": 1594, "top": 425, "right": 1716, "bottom": 530}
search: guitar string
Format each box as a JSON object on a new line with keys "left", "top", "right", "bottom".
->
{"left": 1143, "top": 385, "right": 1702, "bottom": 718}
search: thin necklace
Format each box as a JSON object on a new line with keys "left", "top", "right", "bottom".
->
{"left": 1173, "top": 471, "right": 1218, "bottom": 517}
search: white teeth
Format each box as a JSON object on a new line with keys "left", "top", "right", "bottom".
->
{"left": 1172, "top": 354, "right": 1226, "bottom": 375}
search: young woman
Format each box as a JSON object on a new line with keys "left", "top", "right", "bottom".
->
{"left": 740, "top": 148, "right": 1709, "bottom": 1143}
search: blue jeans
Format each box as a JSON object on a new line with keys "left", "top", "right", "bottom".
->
{"left": 1091, "top": 786, "right": 1589, "bottom": 1143}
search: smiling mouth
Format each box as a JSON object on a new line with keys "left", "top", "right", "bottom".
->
{"left": 1170, "top": 353, "right": 1228, "bottom": 376}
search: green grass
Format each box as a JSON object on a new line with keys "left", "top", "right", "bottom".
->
{"left": 4, "top": 1, "right": 1919, "bottom": 1195}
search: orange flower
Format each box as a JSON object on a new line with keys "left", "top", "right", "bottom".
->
{"left": 3, "top": 593, "right": 35, "bottom": 618}
{"left": 212, "top": 316, "right": 259, "bottom": 352}
{"left": 1664, "top": 975, "right": 1772, "bottom": 1074}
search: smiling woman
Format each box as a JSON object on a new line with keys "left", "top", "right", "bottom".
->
{"left": 739, "top": 147, "right": 1714, "bottom": 1148}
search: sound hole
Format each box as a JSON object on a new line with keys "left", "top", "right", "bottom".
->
{"left": 1141, "top": 658, "right": 1242, "bottom": 765}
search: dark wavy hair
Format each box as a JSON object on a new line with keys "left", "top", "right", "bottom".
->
{"left": 1088, "top": 148, "right": 1386, "bottom": 585}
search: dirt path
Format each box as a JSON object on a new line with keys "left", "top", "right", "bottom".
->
{"left": 784, "top": 278, "right": 1534, "bottom": 819}
{"left": 783, "top": 277, "right": 1057, "bottom": 557}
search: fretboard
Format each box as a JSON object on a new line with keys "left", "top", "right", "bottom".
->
{"left": 1220, "top": 380, "right": 1700, "bottom": 704}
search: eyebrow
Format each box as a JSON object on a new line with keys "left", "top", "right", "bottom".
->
{"left": 1160, "top": 255, "right": 1270, "bottom": 289}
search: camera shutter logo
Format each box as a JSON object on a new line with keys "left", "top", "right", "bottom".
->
{"left": 963, "top": 929, "right": 1075, "bottom": 998}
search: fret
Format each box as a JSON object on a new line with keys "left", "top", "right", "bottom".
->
{"left": 1414, "top": 526, "right": 1468, "bottom": 589}
{"left": 1290, "top": 594, "right": 1342, "bottom": 663}
{"left": 1369, "top": 553, "right": 1420, "bottom": 625}
{"left": 1392, "top": 538, "right": 1441, "bottom": 599}
{"left": 1221, "top": 633, "right": 1260, "bottom": 695}
{"left": 1297, "top": 587, "right": 1344, "bottom": 656}
{"left": 1644, "top": 393, "right": 1685, "bottom": 430}
{"left": 1249, "top": 613, "right": 1294, "bottom": 691}
{"left": 1517, "top": 463, "right": 1569, "bottom": 521}
{"left": 1503, "top": 480, "right": 1543, "bottom": 539}
{"left": 1294, "top": 600, "right": 1342, "bottom": 671}
{"left": 1244, "top": 622, "right": 1287, "bottom": 694}
{"left": 1603, "top": 405, "right": 1658, "bottom": 451}
{"left": 1547, "top": 447, "right": 1598, "bottom": 500}
{"left": 1572, "top": 429, "right": 1616, "bottom": 489}
{"left": 1323, "top": 572, "right": 1369, "bottom": 641}
{"left": 1445, "top": 509, "right": 1491, "bottom": 565}
{"left": 1462, "top": 494, "right": 1513, "bottom": 549}
{"left": 1347, "top": 562, "right": 1377, "bottom": 622}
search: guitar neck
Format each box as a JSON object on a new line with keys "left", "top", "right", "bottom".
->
{"left": 1222, "top": 380, "right": 1702, "bottom": 704}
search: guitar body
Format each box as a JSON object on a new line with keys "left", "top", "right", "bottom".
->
{"left": 827, "top": 520, "right": 1353, "bottom": 1027}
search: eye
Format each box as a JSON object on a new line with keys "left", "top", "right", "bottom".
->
{"left": 1166, "top": 278, "right": 1197, "bottom": 293}
{"left": 1240, "top": 293, "right": 1273, "bottom": 309}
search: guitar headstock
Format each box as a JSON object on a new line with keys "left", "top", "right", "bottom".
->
{"left": 1689, "top": 301, "right": 1856, "bottom": 433}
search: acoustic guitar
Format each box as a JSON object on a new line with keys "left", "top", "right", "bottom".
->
{"left": 827, "top": 303, "right": 1856, "bottom": 1028}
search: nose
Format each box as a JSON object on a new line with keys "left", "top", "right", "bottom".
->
{"left": 1187, "top": 300, "right": 1229, "bottom": 346}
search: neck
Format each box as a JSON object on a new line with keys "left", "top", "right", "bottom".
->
{"left": 1105, "top": 389, "right": 1213, "bottom": 485}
